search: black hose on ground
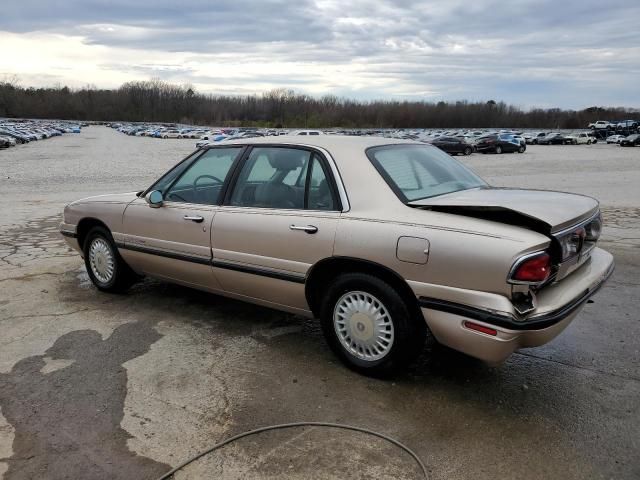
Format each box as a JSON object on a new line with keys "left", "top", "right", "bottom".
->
{"left": 156, "top": 421, "right": 429, "bottom": 480}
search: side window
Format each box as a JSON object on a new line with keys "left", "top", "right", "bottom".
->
{"left": 229, "top": 147, "right": 311, "bottom": 209}
{"left": 165, "top": 147, "right": 241, "bottom": 205}
{"left": 228, "top": 148, "right": 338, "bottom": 211}
{"left": 307, "top": 155, "right": 337, "bottom": 211}
{"left": 149, "top": 150, "right": 201, "bottom": 194}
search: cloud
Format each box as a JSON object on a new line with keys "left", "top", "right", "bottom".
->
{"left": 0, "top": 0, "right": 638, "bottom": 108}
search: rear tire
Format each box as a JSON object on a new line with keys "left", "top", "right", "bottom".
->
{"left": 463, "top": 147, "right": 472, "bottom": 156}
{"left": 495, "top": 145, "right": 503, "bottom": 154}
{"left": 83, "top": 226, "right": 137, "bottom": 293}
{"left": 320, "top": 273, "right": 426, "bottom": 377}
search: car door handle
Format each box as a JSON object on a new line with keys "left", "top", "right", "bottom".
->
{"left": 290, "top": 224, "right": 318, "bottom": 234}
{"left": 184, "top": 215, "right": 204, "bottom": 223}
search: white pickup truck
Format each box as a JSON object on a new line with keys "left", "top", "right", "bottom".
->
{"left": 565, "top": 132, "right": 595, "bottom": 144}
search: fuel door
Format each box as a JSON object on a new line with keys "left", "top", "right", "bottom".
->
{"left": 396, "top": 236, "right": 430, "bottom": 264}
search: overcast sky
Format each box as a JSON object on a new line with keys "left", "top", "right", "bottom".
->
{"left": 1, "top": 0, "right": 638, "bottom": 109}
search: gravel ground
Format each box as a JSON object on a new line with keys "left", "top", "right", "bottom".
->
{"left": 0, "top": 127, "right": 638, "bottom": 480}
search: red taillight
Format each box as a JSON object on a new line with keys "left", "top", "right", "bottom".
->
{"left": 511, "top": 253, "right": 551, "bottom": 283}
{"left": 463, "top": 321, "right": 497, "bottom": 336}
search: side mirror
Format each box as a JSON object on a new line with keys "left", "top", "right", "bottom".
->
{"left": 145, "top": 190, "right": 163, "bottom": 208}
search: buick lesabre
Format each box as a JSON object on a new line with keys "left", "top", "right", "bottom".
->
{"left": 61, "top": 137, "right": 614, "bottom": 375}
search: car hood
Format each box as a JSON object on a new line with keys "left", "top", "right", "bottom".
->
{"left": 68, "top": 192, "right": 140, "bottom": 206}
{"left": 408, "top": 187, "right": 599, "bottom": 235}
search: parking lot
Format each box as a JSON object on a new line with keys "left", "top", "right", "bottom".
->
{"left": 0, "top": 126, "right": 639, "bottom": 479}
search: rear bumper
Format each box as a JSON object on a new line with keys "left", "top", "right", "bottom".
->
{"left": 418, "top": 248, "right": 615, "bottom": 364}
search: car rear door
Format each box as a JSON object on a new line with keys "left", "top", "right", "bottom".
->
{"left": 120, "top": 147, "right": 243, "bottom": 291}
{"left": 211, "top": 145, "right": 342, "bottom": 313}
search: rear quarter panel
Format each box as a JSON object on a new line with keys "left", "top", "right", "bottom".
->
{"left": 334, "top": 209, "right": 549, "bottom": 298}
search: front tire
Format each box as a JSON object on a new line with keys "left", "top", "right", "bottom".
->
{"left": 495, "top": 145, "right": 503, "bottom": 154}
{"left": 83, "top": 226, "right": 137, "bottom": 293}
{"left": 320, "top": 273, "right": 426, "bottom": 376}
{"left": 518, "top": 146, "right": 525, "bottom": 153}
{"left": 463, "top": 147, "right": 472, "bottom": 156}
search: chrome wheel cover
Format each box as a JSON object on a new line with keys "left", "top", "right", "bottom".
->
{"left": 89, "top": 237, "right": 115, "bottom": 284}
{"left": 333, "top": 291, "right": 394, "bottom": 362}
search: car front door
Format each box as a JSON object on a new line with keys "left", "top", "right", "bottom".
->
{"left": 451, "top": 138, "right": 464, "bottom": 153}
{"left": 120, "top": 146, "right": 243, "bottom": 291}
{"left": 211, "top": 146, "right": 342, "bottom": 313}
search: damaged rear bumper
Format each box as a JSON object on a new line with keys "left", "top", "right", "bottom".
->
{"left": 418, "top": 247, "right": 615, "bottom": 364}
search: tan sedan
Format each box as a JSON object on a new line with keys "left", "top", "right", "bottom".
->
{"left": 60, "top": 137, "right": 614, "bottom": 375}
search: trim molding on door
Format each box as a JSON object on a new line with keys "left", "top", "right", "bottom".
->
{"left": 116, "top": 242, "right": 305, "bottom": 283}
{"left": 116, "top": 242, "right": 211, "bottom": 265}
{"left": 211, "top": 259, "right": 305, "bottom": 284}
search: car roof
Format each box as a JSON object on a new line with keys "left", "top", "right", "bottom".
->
{"left": 207, "top": 135, "right": 419, "bottom": 150}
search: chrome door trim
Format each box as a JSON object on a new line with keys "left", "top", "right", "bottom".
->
{"left": 115, "top": 241, "right": 306, "bottom": 283}
{"left": 115, "top": 242, "right": 212, "bottom": 265}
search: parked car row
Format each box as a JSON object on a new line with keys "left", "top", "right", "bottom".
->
{"left": 110, "top": 123, "right": 293, "bottom": 140}
{"left": 109, "top": 123, "right": 210, "bottom": 139}
{"left": 107, "top": 122, "right": 638, "bottom": 155}
{"left": 0, "top": 120, "right": 84, "bottom": 149}
{"left": 520, "top": 131, "right": 598, "bottom": 145}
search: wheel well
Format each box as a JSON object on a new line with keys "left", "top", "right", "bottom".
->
{"left": 76, "top": 218, "right": 110, "bottom": 250}
{"left": 305, "top": 257, "right": 421, "bottom": 319}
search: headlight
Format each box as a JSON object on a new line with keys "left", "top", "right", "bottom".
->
{"left": 585, "top": 214, "right": 602, "bottom": 241}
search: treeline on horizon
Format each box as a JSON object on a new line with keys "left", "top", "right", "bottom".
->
{"left": 0, "top": 79, "right": 636, "bottom": 129}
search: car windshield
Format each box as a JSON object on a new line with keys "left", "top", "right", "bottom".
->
{"left": 367, "top": 144, "right": 487, "bottom": 202}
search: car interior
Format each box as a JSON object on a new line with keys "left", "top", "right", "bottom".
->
{"left": 230, "top": 148, "right": 335, "bottom": 210}
{"left": 164, "top": 148, "right": 237, "bottom": 205}
{"left": 162, "top": 146, "right": 337, "bottom": 210}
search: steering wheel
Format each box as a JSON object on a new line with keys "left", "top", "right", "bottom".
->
{"left": 193, "top": 174, "right": 223, "bottom": 197}
{"left": 167, "top": 191, "right": 187, "bottom": 202}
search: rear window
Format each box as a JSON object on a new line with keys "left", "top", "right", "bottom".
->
{"left": 367, "top": 144, "right": 487, "bottom": 202}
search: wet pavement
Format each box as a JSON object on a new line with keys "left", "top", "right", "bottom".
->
{"left": 0, "top": 127, "right": 638, "bottom": 479}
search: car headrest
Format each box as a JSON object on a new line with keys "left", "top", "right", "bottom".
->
{"left": 267, "top": 149, "right": 305, "bottom": 171}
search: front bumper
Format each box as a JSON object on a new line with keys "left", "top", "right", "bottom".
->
{"left": 60, "top": 222, "right": 82, "bottom": 254}
{"left": 418, "top": 247, "right": 615, "bottom": 364}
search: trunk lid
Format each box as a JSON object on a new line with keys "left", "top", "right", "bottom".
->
{"left": 408, "top": 187, "right": 599, "bottom": 235}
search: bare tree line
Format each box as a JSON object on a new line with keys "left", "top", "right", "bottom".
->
{"left": 0, "top": 78, "right": 636, "bottom": 128}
